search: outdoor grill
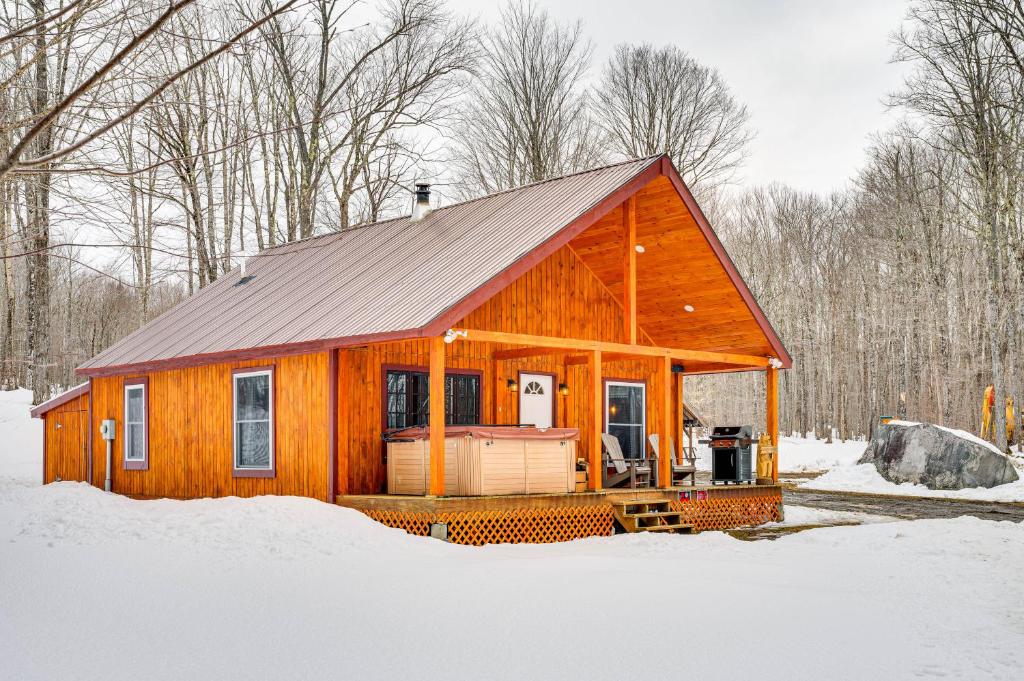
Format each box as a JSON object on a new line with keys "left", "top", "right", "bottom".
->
{"left": 708, "top": 425, "right": 754, "bottom": 484}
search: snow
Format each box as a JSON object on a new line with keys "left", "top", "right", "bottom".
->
{"left": 803, "top": 460, "right": 1024, "bottom": 503}
{"left": 0, "top": 388, "right": 42, "bottom": 484}
{"left": 776, "top": 434, "right": 867, "bottom": 473}
{"left": 889, "top": 419, "right": 1005, "bottom": 456}
{"left": 2, "top": 390, "right": 1023, "bottom": 680}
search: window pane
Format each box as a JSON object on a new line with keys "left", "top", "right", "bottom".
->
{"left": 237, "top": 374, "right": 270, "bottom": 420}
{"left": 126, "top": 423, "right": 144, "bottom": 460}
{"left": 237, "top": 421, "right": 270, "bottom": 468}
{"left": 126, "top": 387, "right": 144, "bottom": 423}
{"left": 608, "top": 384, "right": 642, "bottom": 425}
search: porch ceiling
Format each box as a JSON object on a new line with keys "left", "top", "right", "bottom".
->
{"left": 568, "top": 175, "right": 776, "bottom": 363}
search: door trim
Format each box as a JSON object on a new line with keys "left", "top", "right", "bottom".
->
{"left": 518, "top": 370, "right": 557, "bottom": 427}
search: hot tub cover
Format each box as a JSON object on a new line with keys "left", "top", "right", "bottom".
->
{"left": 388, "top": 425, "right": 580, "bottom": 441}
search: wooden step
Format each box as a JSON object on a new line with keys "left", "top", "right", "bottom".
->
{"left": 640, "top": 523, "right": 693, "bottom": 533}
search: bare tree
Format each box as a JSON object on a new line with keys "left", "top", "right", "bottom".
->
{"left": 451, "top": 0, "right": 600, "bottom": 197}
{"left": 596, "top": 43, "right": 753, "bottom": 195}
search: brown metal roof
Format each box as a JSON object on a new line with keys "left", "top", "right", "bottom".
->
{"left": 30, "top": 382, "right": 90, "bottom": 418}
{"left": 78, "top": 156, "right": 666, "bottom": 375}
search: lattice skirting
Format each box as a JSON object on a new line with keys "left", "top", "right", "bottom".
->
{"left": 363, "top": 506, "right": 615, "bottom": 546}
{"left": 669, "top": 489, "right": 783, "bottom": 533}
{"left": 359, "top": 488, "right": 783, "bottom": 545}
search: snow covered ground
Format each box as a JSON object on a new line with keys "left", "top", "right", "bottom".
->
{"left": 2, "top": 390, "right": 1023, "bottom": 680}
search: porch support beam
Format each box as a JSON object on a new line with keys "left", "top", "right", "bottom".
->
{"left": 766, "top": 367, "right": 779, "bottom": 482}
{"left": 428, "top": 336, "right": 446, "bottom": 496}
{"left": 455, "top": 328, "right": 771, "bottom": 368}
{"left": 492, "top": 346, "right": 571, "bottom": 361}
{"left": 623, "top": 196, "right": 637, "bottom": 345}
{"left": 660, "top": 356, "right": 672, "bottom": 488}
{"left": 676, "top": 372, "right": 685, "bottom": 464}
{"left": 588, "top": 350, "right": 603, "bottom": 491}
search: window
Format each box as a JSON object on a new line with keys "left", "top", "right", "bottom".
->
{"left": 524, "top": 381, "right": 544, "bottom": 395}
{"left": 124, "top": 380, "right": 147, "bottom": 469}
{"left": 605, "top": 381, "right": 646, "bottom": 459}
{"left": 385, "top": 369, "right": 480, "bottom": 429}
{"left": 233, "top": 369, "right": 274, "bottom": 475}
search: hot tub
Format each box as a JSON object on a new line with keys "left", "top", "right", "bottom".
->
{"left": 385, "top": 426, "right": 579, "bottom": 496}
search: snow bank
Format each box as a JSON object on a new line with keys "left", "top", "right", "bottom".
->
{"left": 777, "top": 434, "right": 866, "bottom": 473}
{"left": 0, "top": 388, "right": 42, "bottom": 485}
{"left": 803, "top": 460, "right": 1024, "bottom": 503}
{"left": 1, "top": 482, "right": 1022, "bottom": 681}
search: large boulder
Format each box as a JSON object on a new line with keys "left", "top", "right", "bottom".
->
{"left": 859, "top": 421, "right": 1018, "bottom": 490}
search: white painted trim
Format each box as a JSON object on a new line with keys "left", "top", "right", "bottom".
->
{"left": 233, "top": 369, "right": 274, "bottom": 471}
{"left": 604, "top": 380, "right": 646, "bottom": 458}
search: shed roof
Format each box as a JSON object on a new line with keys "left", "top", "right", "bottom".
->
{"left": 30, "top": 382, "right": 90, "bottom": 418}
{"left": 78, "top": 155, "right": 790, "bottom": 377}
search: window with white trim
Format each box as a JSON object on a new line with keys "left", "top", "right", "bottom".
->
{"left": 124, "top": 383, "right": 146, "bottom": 462}
{"left": 233, "top": 370, "right": 273, "bottom": 471}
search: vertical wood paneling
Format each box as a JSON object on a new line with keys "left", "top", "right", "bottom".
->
{"left": 43, "top": 394, "right": 89, "bottom": 484}
{"left": 90, "top": 353, "right": 330, "bottom": 499}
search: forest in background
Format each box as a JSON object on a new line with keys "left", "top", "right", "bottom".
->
{"left": 1, "top": 0, "right": 1022, "bottom": 448}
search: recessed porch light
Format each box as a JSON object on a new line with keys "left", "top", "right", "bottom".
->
{"left": 634, "top": 244, "right": 645, "bottom": 253}
{"left": 684, "top": 304, "right": 695, "bottom": 313}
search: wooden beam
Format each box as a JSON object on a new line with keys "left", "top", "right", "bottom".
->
{"left": 336, "top": 349, "right": 350, "bottom": 496}
{"left": 660, "top": 356, "right": 672, "bottom": 488}
{"left": 429, "top": 336, "right": 446, "bottom": 495}
{"left": 588, "top": 350, "right": 602, "bottom": 491}
{"left": 766, "top": 367, "right": 779, "bottom": 482}
{"left": 492, "top": 346, "right": 571, "bottom": 361}
{"left": 676, "top": 372, "right": 684, "bottom": 465}
{"left": 328, "top": 348, "right": 338, "bottom": 503}
{"left": 455, "top": 328, "right": 770, "bottom": 367}
{"left": 623, "top": 195, "right": 637, "bottom": 345}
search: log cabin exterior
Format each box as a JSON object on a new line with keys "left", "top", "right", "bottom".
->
{"left": 32, "top": 155, "right": 792, "bottom": 544}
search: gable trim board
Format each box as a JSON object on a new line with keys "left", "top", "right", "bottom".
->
{"left": 75, "top": 155, "right": 790, "bottom": 379}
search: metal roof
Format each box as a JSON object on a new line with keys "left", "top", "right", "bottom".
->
{"left": 78, "top": 156, "right": 663, "bottom": 375}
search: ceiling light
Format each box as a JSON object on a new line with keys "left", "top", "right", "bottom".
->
{"left": 634, "top": 244, "right": 645, "bottom": 253}
{"left": 683, "top": 304, "right": 695, "bottom": 313}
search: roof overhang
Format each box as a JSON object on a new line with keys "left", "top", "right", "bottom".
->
{"left": 30, "top": 382, "right": 90, "bottom": 418}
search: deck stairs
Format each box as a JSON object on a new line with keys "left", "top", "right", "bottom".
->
{"left": 610, "top": 499, "right": 693, "bottom": 534}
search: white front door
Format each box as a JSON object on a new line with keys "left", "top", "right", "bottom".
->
{"left": 519, "top": 373, "right": 554, "bottom": 428}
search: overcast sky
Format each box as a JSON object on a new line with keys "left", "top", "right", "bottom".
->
{"left": 448, "top": 0, "right": 913, "bottom": 194}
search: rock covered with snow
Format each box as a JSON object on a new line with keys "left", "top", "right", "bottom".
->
{"left": 859, "top": 421, "right": 1018, "bottom": 490}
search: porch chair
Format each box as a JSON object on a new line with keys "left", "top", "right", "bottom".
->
{"left": 648, "top": 434, "right": 697, "bottom": 487}
{"left": 600, "top": 433, "right": 655, "bottom": 488}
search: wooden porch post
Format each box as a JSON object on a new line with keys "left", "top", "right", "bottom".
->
{"left": 328, "top": 348, "right": 338, "bottom": 503}
{"left": 429, "top": 336, "right": 446, "bottom": 495}
{"left": 766, "top": 367, "right": 779, "bottom": 482}
{"left": 622, "top": 196, "right": 637, "bottom": 345}
{"left": 676, "top": 372, "right": 684, "bottom": 461}
{"left": 660, "top": 356, "right": 672, "bottom": 488}
{"left": 336, "top": 349, "right": 350, "bottom": 496}
{"left": 588, "top": 349, "right": 603, "bottom": 490}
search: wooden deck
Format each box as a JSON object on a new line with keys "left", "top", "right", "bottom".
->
{"left": 337, "top": 484, "right": 784, "bottom": 545}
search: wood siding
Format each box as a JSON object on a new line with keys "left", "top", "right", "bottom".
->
{"left": 43, "top": 393, "right": 89, "bottom": 484}
{"left": 89, "top": 353, "right": 330, "bottom": 499}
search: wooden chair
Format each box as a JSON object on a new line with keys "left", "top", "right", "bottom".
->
{"left": 648, "top": 434, "right": 697, "bottom": 487}
{"left": 601, "top": 433, "right": 654, "bottom": 488}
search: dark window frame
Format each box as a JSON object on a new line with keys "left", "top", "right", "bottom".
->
{"left": 380, "top": 364, "right": 483, "bottom": 432}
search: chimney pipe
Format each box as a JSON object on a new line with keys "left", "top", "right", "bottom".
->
{"left": 411, "top": 183, "right": 431, "bottom": 222}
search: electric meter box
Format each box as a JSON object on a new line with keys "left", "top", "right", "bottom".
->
{"left": 100, "top": 419, "right": 116, "bottom": 441}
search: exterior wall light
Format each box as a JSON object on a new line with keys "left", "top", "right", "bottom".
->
{"left": 507, "top": 378, "right": 519, "bottom": 392}
{"left": 558, "top": 382, "right": 569, "bottom": 397}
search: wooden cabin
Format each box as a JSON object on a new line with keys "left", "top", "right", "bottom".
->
{"left": 32, "top": 155, "right": 792, "bottom": 544}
